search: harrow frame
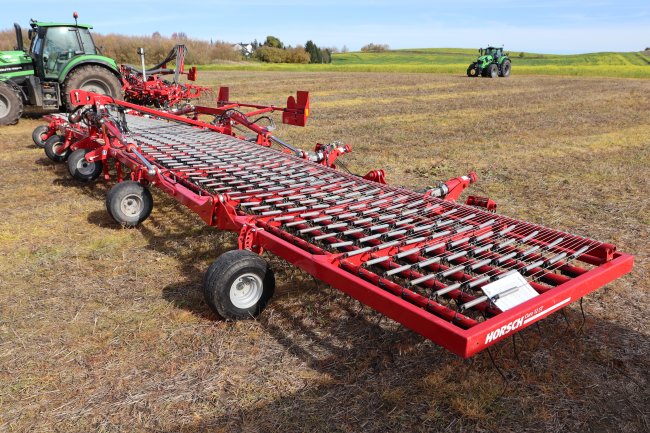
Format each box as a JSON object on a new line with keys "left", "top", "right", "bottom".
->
{"left": 40, "top": 89, "right": 633, "bottom": 358}
{"left": 120, "top": 44, "right": 209, "bottom": 109}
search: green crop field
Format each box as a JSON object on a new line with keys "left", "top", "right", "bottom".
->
{"left": 200, "top": 48, "right": 650, "bottom": 78}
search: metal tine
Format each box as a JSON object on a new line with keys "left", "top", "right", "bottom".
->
{"left": 365, "top": 221, "right": 492, "bottom": 276}
{"left": 432, "top": 282, "right": 462, "bottom": 296}
{"left": 394, "top": 223, "right": 548, "bottom": 288}
{"left": 462, "top": 237, "right": 597, "bottom": 295}
{"left": 263, "top": 184, "right": 381, "bottom": 222}
{"left": 361, "top": 215, "right": 492, "bottom": 267}
{"left": 460, "top": 284, "right": 520, "bottom": 311}
{"left": 277, "top": 188, "right": 408, "bottom": 229}
{"left": 384, "top": 263, "right": 414, "bottom": 277}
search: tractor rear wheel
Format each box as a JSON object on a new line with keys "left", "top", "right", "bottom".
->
{"left": 500, "top": 59, "right": 511, "bottom": 77}
{"left": 0, "top": 81, "right": 23, "bottom": 126}
{"left": 487, "top": 64, "right": 499, "bottom": 78}
{"left": 466, "top": 64, "right": 479, "bottom": 77}
{"left": 63, "top": 65, "right": 123, "bottom": 110}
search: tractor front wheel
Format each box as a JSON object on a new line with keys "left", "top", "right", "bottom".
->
{"left": 0, "top": 81, "right": 23, "bottom": 126}
{"left": 466, "top": 64, "right": 479, "bottom": 77}
{"left": 487, "top": 64, "right": 499, "bottom": 78}
{"left": 500, "top": 60, "right": 512, "bottom": 77}
{"left": 63, "top": 65, "right": 123, "bottom": 111}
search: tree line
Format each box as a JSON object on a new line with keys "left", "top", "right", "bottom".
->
{"left": 251, "top": 36, "right": 334, "bottom": 64}
{"left": 0, "top": 29, "right": 241, "bottom": 64}
{"left": 0, "top": 28, "right": 389, "bottom": 65}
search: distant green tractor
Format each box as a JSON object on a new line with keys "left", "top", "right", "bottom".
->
{"left": 467, "top": 46, "right": 511, "bottom": 78}
{"left": 0, "top": 13, "right": 123, "bottom": 126}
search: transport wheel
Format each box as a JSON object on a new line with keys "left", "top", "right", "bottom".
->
{"left": 500, "top": 59, "right": 511, "bottom": 77}
{"left": 0, "top": 81, "right": 23, "bottom": 126}
{"left": 44, "top": 134, "right": 71, "bottom": 162}
{"left": 63, "top": 65, "right": 124, "bottom": 110}
{"left": 67, "top": 149, "right": 103, "bottom": 182}
{"left": 488, "top": 64, "right": 499, "bottom": 78}
{"left": 105, "top": 181, "right": 153, "bottom": 227}
{"left": 32, "top": 125, "right": 50, "bottom": 148}
{"left": 203, "top": 250, "right": 275, "bottom": 320}
{"left": 466, "top": 64, "right": 479, "bottom": 77}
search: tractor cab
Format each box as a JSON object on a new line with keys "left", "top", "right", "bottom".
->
{"left": 27, "top": 20, "right": 98, "bottom": 80}
{"left": 479, "top": 46, "right": 502, "bottom": 61}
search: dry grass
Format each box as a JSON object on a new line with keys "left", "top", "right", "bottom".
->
{"left": 0, "top": 72, "right": 649, "bottom": 432}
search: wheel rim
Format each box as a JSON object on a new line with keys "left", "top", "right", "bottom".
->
{"left": 52, "top": 142, "right": 66, "bottom": 156}
{"left": 0, "top": 94, "right": 9, "bottom": 118}
{"left": 80, "top": 79, "right": 110, "bottom": 95}
{"left": 229, "top": 273, "right": 264, "bottom": 309}
{"left": 76, "top": 155, "right": 95, "bottom": 176}
{"left": 120, "top": 194, "right": 143, "bottom": 217}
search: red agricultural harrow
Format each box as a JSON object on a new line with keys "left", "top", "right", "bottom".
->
{"left": 120, "top": 45, "right": 209, "bottom": 109}
{"left": 35, "top": 89, "right": 633, "bottom": 358}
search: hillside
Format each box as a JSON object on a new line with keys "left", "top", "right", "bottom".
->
{"left": 201, "top": 48, "right": 650, "bottom": 78}
{"left": 327, "top": 48, "right": 650, "bottom": 78}
{"left": 333, "top": 48, "right": 650, "bottom": 66}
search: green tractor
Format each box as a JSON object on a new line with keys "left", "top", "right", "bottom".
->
{"left": 467, "top": 46, "right": 511, "bottom": 78}
{"left": 0, "top": 13, "right": 123, "bottom": 126}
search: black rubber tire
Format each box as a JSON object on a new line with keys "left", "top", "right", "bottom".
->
{"left": 32, "top": 125, "right": 50, "bottom": 148}
{"left": 105, "top": 181, "right": 153, "bottom": 227}
{"left": 500, "top": 59, "right": 511, "bottom": 77}
{"left": 44, "top": 134, "right": 70, "bottom": 162}
{"left": 0, "top": 81, "right": 23, "bottom": 126}
{"left": 203, "top": 250, "right": 275, "bottom": 320}
{"left": 488, "top": 64, "right": 499, "bottom": 78}
{"left": 466, "top": 64, "right": 479, "bottom": 77}
{"left": 67, "top": 149, "right": 103, "bottom": 182}
{"left": 63, "top": 65, "right": 124, "bottom": 110}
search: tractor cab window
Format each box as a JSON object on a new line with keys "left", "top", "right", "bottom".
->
{"left": 42, "top": 27, "right": 82, "bottom": 77}
{"left": 78, "top": 28, "right": 97, "bottom": 55}
{"left": 30, "top": 33, "right": 43, "bottom": 56}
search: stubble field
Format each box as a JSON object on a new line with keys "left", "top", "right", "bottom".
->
{"left": 0, "top": 71, "right": 648, "bottom": 432}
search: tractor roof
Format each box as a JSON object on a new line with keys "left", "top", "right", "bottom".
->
{"left": 32, "top": 21, "right": 93, "bottom": 29}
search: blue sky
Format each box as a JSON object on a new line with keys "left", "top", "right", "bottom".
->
{"left": 5, "top": 1, "right": 650, "bottom": 53}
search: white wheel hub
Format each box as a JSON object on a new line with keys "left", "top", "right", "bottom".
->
{"left": 76, "top": 156, "right": 94, "bottom": 175}
{"left": 229, "top": 273, "right": 263, "bottom": 309}
{"left": 53, "top": 142, "right": 66, "bottom": 155}
{"left": 120, "top": 194, "right": 143, "bottom": 217}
